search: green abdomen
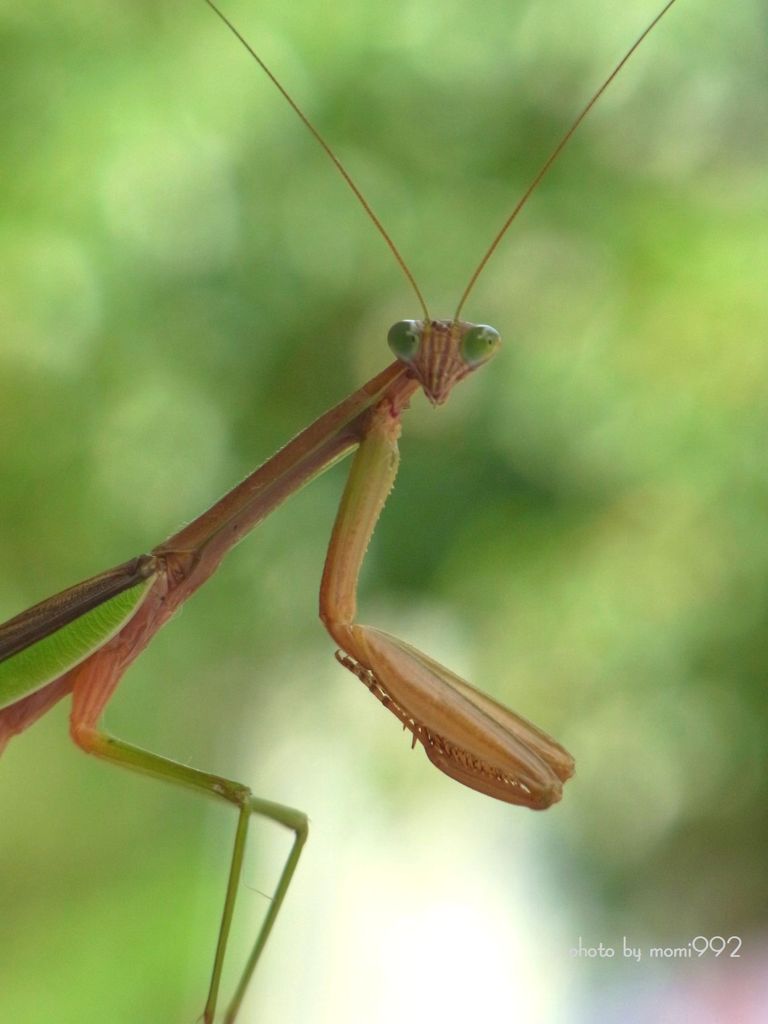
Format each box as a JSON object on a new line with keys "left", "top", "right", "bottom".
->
{"left": 0, "top": 577, "right": 156, "bottom": 711}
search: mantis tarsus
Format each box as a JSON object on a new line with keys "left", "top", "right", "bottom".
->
{"left": 0, "top": 0, "right": 681, "bottom": 1019}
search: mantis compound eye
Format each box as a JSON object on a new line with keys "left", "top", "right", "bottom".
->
{"left": 460, "top": 324, "right": 501, "bottom": 368}
{"left": 387, "top": 319, "right": 422, "bottom": 363}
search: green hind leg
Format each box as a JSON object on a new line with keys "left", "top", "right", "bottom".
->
{"left": 69, "top": 659, "right": 307, "bottom": 1022}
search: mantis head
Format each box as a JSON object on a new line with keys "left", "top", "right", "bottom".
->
{"left": 387, "top": 319, "right": 501, "bottom": 405}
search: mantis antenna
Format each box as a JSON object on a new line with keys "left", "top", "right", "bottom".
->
{"left": 205, "top": 0, "right": 681, "bottom": 324}
{"left": 202, "top": 0, "right": 431, "bottom": 320}
{"left": 454, "top": 0, "right": 682, "bottom": 319}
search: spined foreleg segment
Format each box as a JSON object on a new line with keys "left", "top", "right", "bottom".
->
{"left": 334, "top": 644, "right": 574, "bottom": 809}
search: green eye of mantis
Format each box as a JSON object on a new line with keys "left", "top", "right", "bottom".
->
{"left": 387, "top": 320, "right": 421, "bottom": 362}
{"left": 460, "top": 325, "right": 501, "bottom": 367}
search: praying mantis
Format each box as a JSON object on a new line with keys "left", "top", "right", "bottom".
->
{"left": 0, "top": 0, "right": 686, "bottom": 1020}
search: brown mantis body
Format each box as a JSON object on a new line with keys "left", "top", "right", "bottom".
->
{"left": 0, "top": 2, "right": 681, "bottom": 1019}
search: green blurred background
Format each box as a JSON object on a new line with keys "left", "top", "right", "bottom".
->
{"left": 1, "top": 0, "right": 766, "bottom": 1021}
